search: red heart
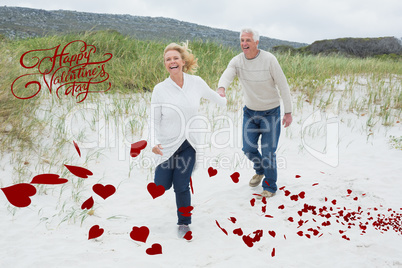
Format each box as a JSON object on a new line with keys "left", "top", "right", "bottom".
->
{"left": 242, "top": 235, "right": 254, "bottom": 247}
{"left": 147, "top": 182, "right": 165, "bottom": 199}
{"left": 230, "top": 172, "right": 239, "bottom": 183}
{"left": 1, "top": 183, "right": 37, "bottom": 207}
{"left": 93, "top": 184, "right": 116, "bottom": 200}
{"left": 88, "top": 225, "right": 104, "bottom": 240}
{"left": 268, "top": 230, "right": 276, "bottom": 238}
{"left": 298, "top": 191, "right": 306, "bottom": 199}
{"left": 208, "top": 167, "right": 217, "bottom": 177}
{"left": 228, "top": 217, "right": 237, "bottom": 224}
{"left": 130, "top": 226, "right": 150, "bottom": 243}
{"left": 64, "top": 165, "right": 93, "bottom": 178}
{"left": 183, "top": 231, "right": 193, "bottom": 241}
{"left": 130, "top": 140, "right": 147, "bottom": 157}
{"left": 30, "top": 174, "right": 68, "bottom": 185}
{"left": 146, "top": 243, "right": 162, "bottom": 255}
{"left": 233, "top": 228, "right": 243, "bottom": 236}
{"left": 178, "top": 206, "right": 194, "bottom": 217}
{"left": 73, "top": 141, "right": 81, "bottom": 157}
{"left": 81, "top": 197, "right": 94, "bottom": 210}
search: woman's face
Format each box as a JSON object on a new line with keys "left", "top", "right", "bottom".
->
{"left": 164, "top": 50, "right": 185, "bottom": 75}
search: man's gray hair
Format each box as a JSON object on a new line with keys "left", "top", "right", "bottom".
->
{"left": 240, "top": 28, "right": 260, "bottom": 42}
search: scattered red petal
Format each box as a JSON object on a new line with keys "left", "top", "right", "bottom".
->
{"left": 190, "top": 177, "right": 194, "bottom": 194}
{"left": 271, "top": 248, "right": 275, "bottom": 257}
{"left": 215, "top": 220, "right": 228, "bottom": 236}
{"left": 278, "top": 204, "right": 285, "bottom": 210}
{"left": 64, "top": 165, "right": 93, "bottom": 178}
{"left": 73, "top": 141, "right": 81, "bottom": 157}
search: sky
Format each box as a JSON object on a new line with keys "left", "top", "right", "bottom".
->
{"left": 1, "top": 0, "right": 401, "bottom": 44}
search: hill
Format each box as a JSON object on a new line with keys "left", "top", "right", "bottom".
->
{"left": 0, "top": 6, "right": 306, "bottom": 50}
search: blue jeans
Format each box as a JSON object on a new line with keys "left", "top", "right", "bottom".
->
{"left": 242, "top": 106, "right": 281, "bottom": 193}
{"left": 154, "top": 140, "right": 196, "bottom": 225}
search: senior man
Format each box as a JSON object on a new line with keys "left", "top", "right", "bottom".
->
{"left": 217, "top": 28, "right": 292, "bottom": 198}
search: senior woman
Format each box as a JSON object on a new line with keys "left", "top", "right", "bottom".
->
{"left": 149, "top": 42, "right": 226, "bottom": 239}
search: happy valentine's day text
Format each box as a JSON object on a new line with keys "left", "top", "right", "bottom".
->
{"left": 11, "top": 40, "right": 113, "bottom": 103}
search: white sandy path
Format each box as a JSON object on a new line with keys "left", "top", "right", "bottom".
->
{"left": 1, "top": 94, "right": 402, "bottom": 268}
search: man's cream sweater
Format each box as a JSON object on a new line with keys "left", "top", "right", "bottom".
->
{"left": 218, "top": 50, "right": 292, "bottom": 113}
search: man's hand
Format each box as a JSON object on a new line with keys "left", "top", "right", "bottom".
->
{"left": 282, "top": 113, "right": 293, "bottom": 128}
{"left": 217, "top": 87, "right": 226, "bottom": 97}
{"left": 152, "top": 144, "right": 163, "bottom": 155}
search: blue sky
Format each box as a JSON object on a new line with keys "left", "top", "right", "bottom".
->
{"left": 1, "top": 0, "right": 401, "bottom": 43}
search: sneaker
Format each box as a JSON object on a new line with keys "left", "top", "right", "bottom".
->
{"left": 256, "top": 190, "right": 275, "bottom": 200}
{"left": 249, "top": 174, "right": 264, "bottom": 187}
{"left": 178, "top": 224, "right": 191, "bottom": 239}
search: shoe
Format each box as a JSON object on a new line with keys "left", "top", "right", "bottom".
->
{"left": 256, "top": 190, "right": 276, "bottom": 200}
{"left": 249, "top": 174, "right": 264, "bottom": 187}
{"left": 178, "top": 224, "right": 191, "bottom": 239}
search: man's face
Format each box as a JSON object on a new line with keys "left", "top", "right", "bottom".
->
{"left": 240, "top": 32, "right": 259, "bottom": 58}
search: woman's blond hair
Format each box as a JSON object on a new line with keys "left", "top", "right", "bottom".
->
{"left": 164, "top": 41, "right": 198, "bottom": 74}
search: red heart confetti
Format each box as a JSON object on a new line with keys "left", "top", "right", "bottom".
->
{"left": 1, "top": 183, "right": 37, "bottom": 208}
{"left": 233, "top": 228, "right": 243, "bottom": 236}
{"left": 347, "top": 189, "right": 352, "bottom": 194}
{"left": 73, "top": 140, "right": 81, "bottom": 157}
{"left": 228, "top": 217, "right": 237, "bottom": 224}
{"left": 262, "top": 205, "right": 266, "bottom": 213}
{"left": 30, "top": 174, "right": 68, "bottom": 185}
{"left": 299, "top": 191, "right": 306, "bottom": 199}
{"left": 178, "top": 206, "right": 194, "bottom": 217}
{"left": 271, "top": 248, "right": 276, "bottom": 257}
{"left": 88, "top": 225, "right": 104, "bottom": 240}
{"left": 278, "top": 204, "right": 285, "bottom": 210}
{"left": 147, "top": 182, "right": 165, "bottom": 199}
{"left": 268, "top": 230, "right": 276, "bottom": 238}
{"left": 230, "top": 172, "right": 240, "bottom": 183}
{"left": 215, "top": 220, "right": 228, "bottom": 236}
{"left": 81, "top": 196, "right": 94, "bottom": 210}
{"left": 183, "top": 231, "right": 193, "bottom": 241}
{"left": 93, "top": 184, "right": 116, "bottom": 200}
{"left": 242, "top": 235, "right": 254, "bottom": 247}
{"left": 312, "top": 183, "right": 319, "bottom": 186}
{"left": 295, "top": 175, "right": 301, "bottom": 178}
{"left": 130, "top": 226, "right": 150, "bottom": 243}
{"left": 250, "top": 198, "right": 256, "bottom": 207}
{"left": 146, "top": 243, "right": 162, "bottom": 255}
{"left": 208, "top": 167, "right": 217, "bottom": 177}
{"left": 130, "top": 140, "right": 147, "bottom": 158}
{"left": 64, "top": 164, "right": 93, "bottom": 178}
{"left": 190, "top": 177, "right": 194, "bottom": 194}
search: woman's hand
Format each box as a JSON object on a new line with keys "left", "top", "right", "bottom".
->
{"left": 152, "top": 144, "right": 164, "bottom": 155}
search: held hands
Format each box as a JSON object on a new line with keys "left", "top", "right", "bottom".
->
{"left": 152, "top": 144, "right": 163, "bottom": 156}
{"left": 282, "top": 113, "right": 293, "bottom": 128}
{"left": 217, "top": 87, "right": 226, "bottom": 97}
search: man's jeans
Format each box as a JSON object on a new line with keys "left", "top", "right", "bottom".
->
{"left": 154, "top": 140, "right": 195, "bottom": 225}
{"left": 242, "top": 106, "right": 281, "bottom": 193}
